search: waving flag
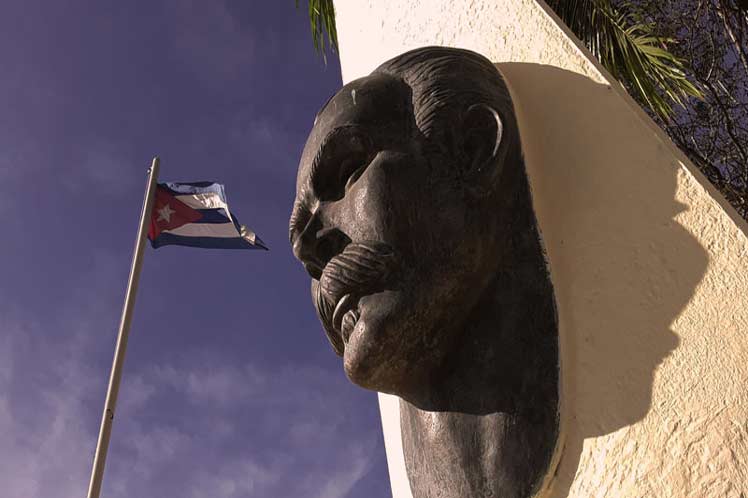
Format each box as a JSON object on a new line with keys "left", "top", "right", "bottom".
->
{"left": 148, "top": 181, "right": 267, "bottom": 250}
{"left": 88, "top": 161, "right": 271, "bottom": 498}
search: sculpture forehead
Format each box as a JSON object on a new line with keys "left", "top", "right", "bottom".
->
{"left": 314, "top": 73, "right": 410, "bottom": 134}
{"left": 296, "top": 74, "right": 411, "bottom": 191}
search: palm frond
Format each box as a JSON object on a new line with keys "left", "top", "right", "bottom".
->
{"left": 296, "top": 0, "right": 338, "bottom": 62}
{"left": 547, "top": 0, "right": 703, "bottom": 120}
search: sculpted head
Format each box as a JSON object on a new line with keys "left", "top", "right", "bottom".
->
{"left": 289, "top": 47, "right": 527, "bottom": 398}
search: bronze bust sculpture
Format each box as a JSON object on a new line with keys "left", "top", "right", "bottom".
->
{"left": 290, "top": 46, "right": 559, "bottom": 498}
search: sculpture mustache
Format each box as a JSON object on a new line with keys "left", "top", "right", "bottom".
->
{"left": 312, "top": 241, "right": 399, "bottom": 356}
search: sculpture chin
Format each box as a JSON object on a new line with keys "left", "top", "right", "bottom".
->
{"left": 342, "top": 314, "right": 375, "bottom": 388}
{"left": 341, "top": 292, "right": 412, "bottom": 394}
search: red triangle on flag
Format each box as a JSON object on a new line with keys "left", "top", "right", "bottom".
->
{"left": 148, "top": 186, "right": 204, "bottom": 240}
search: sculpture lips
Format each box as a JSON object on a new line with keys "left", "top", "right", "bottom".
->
{"left": 312, "top": 240, "right": 399, "bottom": 355}
{"left": 340, "top": 308, "right": 360, "bottom": 343}
{"left": 332, "top": 293, "right": 358, "bottom": 332}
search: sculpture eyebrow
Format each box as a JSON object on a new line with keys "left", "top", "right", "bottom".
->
{"left": 309, "top": 125, "right": 357, "bottom": 194}
{"left": 309, "top": 135, "right": 330, "bottom": 184}
{"left": 288, "top": 201, "right": 308, "bottom": 243}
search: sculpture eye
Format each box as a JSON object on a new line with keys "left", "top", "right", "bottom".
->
{"left": 314, "top": 130, "right": 371, "bottom": 201}
{"left": 341, "top": 159, "right": 367, "bottom": 192}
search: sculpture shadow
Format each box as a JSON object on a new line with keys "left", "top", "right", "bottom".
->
{"left": 497, "top": 62, "right": 709, "bottom": 497}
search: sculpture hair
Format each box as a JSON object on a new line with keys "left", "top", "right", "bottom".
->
{"left": 373, "top": 46, "right": 523, "bottom": 166}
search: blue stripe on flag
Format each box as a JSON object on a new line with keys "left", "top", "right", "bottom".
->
{"left": 193, "top": 209, "right": 231, "bottom": 224}
{"left": 150, "top": 181, "right": 268, "bottom": 251}
{"left": 229, "top": 212, "right": 267, "bottom": 249}
{"left": 150, "top": 232, "right": 266, "bottom": 250}
{"left": 231, "top": 213, "right": 242, "bottom": 232}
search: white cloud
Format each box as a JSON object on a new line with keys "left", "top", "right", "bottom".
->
{"left": 129, "top": 425, "right": 193, "bottom": 477}
{"left": 0, "top": 236, "right": 384, "bottom": 498}
{"left": 188, "top": 457, "right": 282, "bottom": 498}
{"left": 146, "top": 362, "right": 268, "bottom": 406}
{"left": 0, "top": 316, "right": 100, "bottom": 498}
{"left": 101, "top": 356, "right": 381, "bottom": 498}
{"left": 0, "top": 304, "right": 383, "bottom": 498}
{"left": 313, "top": 442, "right": 375, "bottom": 498}
{"left": 118, "top": 373, "right": 157, "bottom": 415}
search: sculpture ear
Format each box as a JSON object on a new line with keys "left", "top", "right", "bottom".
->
{"left": 460, "top": 103, "right": 504, "bottom": 195}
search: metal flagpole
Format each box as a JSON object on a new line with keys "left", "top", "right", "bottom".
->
{"left": 86, "top": 157, "right": 160, "bottom": 498}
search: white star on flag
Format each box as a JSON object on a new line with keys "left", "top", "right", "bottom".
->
{"left": 157, "top": 204, "right": 175, "bottom": 223}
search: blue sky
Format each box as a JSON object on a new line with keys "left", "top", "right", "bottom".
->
{"left": 0, "top": 1, "right": 390, "bottom": 496}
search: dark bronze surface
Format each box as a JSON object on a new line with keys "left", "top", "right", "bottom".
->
{"left": 290, "top": 46, "right": 559, "bottom": 498}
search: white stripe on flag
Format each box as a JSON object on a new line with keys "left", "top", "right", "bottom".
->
{"left": 163, "top": 222, "right": 240, "bottom": 238}
{"left": 175, "top": 193, "right": 230, "bottom": 212}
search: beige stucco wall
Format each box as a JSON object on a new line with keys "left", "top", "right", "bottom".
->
{"left": 333, "top": 1, "right": 748, "bottom": 497}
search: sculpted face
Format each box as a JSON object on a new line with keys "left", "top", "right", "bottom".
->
{"left": 289, "top": 72, "right": 508, "bottom": 396}
{"left": 290, "top": 47, "right": 559, "bottom": 498}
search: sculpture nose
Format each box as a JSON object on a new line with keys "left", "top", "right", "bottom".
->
{"left": 292, "top": 218, "right": 351, "bottom": 280}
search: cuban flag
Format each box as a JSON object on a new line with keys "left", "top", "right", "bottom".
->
{"left": 148, "top": 182, "right": 267, "bottom": 250}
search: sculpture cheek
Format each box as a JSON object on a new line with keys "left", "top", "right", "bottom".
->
{"left": 347, "top": 165, "right": 392, "bottom": 241}
{"left": 333, "top": 152, "right": 417, "bottom": 248}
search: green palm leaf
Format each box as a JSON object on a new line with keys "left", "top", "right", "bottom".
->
{"left": 296, "top": 0, "right": 701, "bottom": 120}
{"left": 296, "top": 0, "right": 338, "bottom": 63}
{"left": 546, "top": 0, "right": 702, "bottom": 120}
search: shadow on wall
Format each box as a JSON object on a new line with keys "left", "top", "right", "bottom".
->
{"left": 497, "top": 63, "right": 709, "bottom": 497}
